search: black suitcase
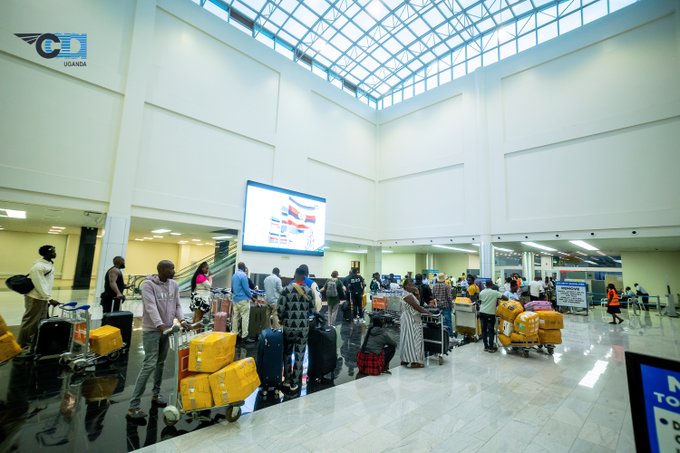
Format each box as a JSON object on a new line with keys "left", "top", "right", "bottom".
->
{"left": 33, "top": 317, "right": 72, "bottom": 360}
{"left": 102, "top": 311, "right": 133, "bottom": 353}
{"left": 248, "top": 305, "right": 270, "bottom": 339}
{"left": 307, "top": 317, "right": 337, "bottom": 380}
{"left": 256, "top": 328, "right": 283, "bottom": 389}
{"left": 341, "top": 300, "right": 352, "bottom": 322}
{"left": 423, "top": 325, "right": 449, "bottom": 355}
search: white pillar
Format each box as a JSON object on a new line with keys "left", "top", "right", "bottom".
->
{"left": 367, "top": 245, "right": 382, "bottom": 276}
{"left": 479, "top": 235, "right": 493, "bottom": 278}
{"left": 522, "top": 252, "right": 534, "bottom": 279}
{"left": 94, "top": 0, "right": 157, "bottom": 299}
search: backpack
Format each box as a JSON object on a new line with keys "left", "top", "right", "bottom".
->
{"left": 326, "top": 279, "right": 338, "bottom": 298}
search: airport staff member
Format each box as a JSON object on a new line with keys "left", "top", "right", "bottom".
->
{"left": 127, "top": 260, "right": 185, "bottom": 422}
{"left": 17, "top": 245, "right": 59, "bottom": 353}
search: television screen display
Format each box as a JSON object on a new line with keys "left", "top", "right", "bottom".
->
{"left": 242, "top": 180, "right": 326, "bottom": 256}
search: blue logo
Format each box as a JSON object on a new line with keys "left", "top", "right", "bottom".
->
{"left": 15, "top": 33, "right": 87, "bottom": 66}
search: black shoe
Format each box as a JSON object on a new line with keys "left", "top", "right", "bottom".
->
{"left": 126, "top": 408, "right": 148, "bottom": 423}
{"left": 381, "top": 369, "right": 392, "bottom": 375}
{"left": 618, "top": 319, "right": 625, "bottom": 324}
{"left": 151, "top": 395, "right": 167, "bottom": 408}
{"left": 608, "top": 321, "right": 617, "bottom": 324}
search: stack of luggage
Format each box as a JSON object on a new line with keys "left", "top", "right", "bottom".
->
{"left": 180, "top": 331, "right": 260, "bottom": 410}
{"left": 512, "top": 311, "right": 540, "bottom": 343}
{"left": 536, "top": 310, "right": 564, "bottom": 345}
{"left": 496, "top": 299, "right": 525, "bottom": 346}
{"left": 0, "top": 314, "right": 21, "bottom": 363}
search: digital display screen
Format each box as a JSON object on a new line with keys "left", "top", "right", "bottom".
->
{"left": 242, "top": 180, "right": 326, "bottom": 256}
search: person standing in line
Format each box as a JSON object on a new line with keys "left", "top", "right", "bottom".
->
{"left": 348, "top": 268, "right": 366, "bottom": 323}
{"left": 415, "top": 274, "right": 434, "bottom": 306}
{"left": 529, "top": 276, "right": 545, "bottom": 301}
{"left": 189, "top": 261, "right": 212, "bottom": 324}
{"left": 504, "top": 281, "right": 521, "bottom": 302}
{"left": 100, "top": 256, "right": 128, "bottom": 314}
{"left": 370, "top": 272, "right": 381, "bottom": 294}
{"left": 263, "top": 267, "right": 283, "bottom": 329}
{"left": 399, "top": 278, "right": 431, "bottom": 368}
{"left": 432, "top": 273, "right": 454, "bottom": 336}
{"left": 634, "top": 283, "right": 650, "bottom": 311}
{"left": 320, "top": 270, "right": 344, "bottom": 326}
{"left": 127, "top": 260, "right": 186, "bottom": 422}
{"left": 278, "top": 267, "right": 316, "bottom": 393}
{"left": 232, "top": 262, "right": 255, "bottom": 344}
{"left": 504, "top": 277, "right": 513, "bottom": 292}
{"left": 466, "top": 276, "right": 480, "bottom": 302}
{"left": 479, "top": 284, "right": 507, "bottom": 353}
{"left": 607, "top": 283, "right": 624, "bottom": 325}
{"left": 17, "top": 245, "right": 60, "bottom": 353}
{"left": 297, "top": 264, "right": 322, "bottom": 313}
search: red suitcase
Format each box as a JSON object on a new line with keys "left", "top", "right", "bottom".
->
{"left": 214, "top": 312, "right": 228, "bottom": 332}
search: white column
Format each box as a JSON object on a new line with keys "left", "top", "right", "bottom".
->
{"left": 522, "top": 252, "right": 534, "bottom": 279}
{"left": 480, "top": 235, "right": 493, "bottom": 278}
{"left": 94, "top": 0, "right": 157, "bottom": 299}
{"left": 367, "top": 245, "right": 382, "bottom": 275}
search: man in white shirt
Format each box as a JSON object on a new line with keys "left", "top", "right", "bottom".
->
{"left": 529, "top": 277, "right": 546, "bottom": 301}
{"left": 263, "top": 267, "right": 283, "bottom": 328}
{"left": 504, "top": 281, "right": 521, "bottom": 301}
{"left": 17, "top": 245, "right": 60, "bottom": 352}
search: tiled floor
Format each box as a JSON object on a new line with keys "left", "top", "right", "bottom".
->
{"left": 132, "top": 308, "right": 677, "bottom": 453}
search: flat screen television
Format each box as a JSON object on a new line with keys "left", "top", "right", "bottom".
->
{"left": 242, "top": 180, "right": 326, "bottom": 256}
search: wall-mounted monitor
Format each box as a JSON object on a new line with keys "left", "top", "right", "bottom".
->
{"left": 242, "top": 180, "right": 326, "bottom": 256}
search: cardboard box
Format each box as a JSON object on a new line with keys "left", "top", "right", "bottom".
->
{"left": 209, "top": 357, "right": 260, "bottom": 406}
{"left": 180, "top": 373, "right": 213, "bottom": 410}
{"left": 188, "top": 332, "right": 237, "bottom": 373}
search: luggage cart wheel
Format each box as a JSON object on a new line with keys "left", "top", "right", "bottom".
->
{"left": 163, "top": 406, "right": 181, "bottom": 426}
{"left": 226, "top": 405, "right": 241, "bottom": 423}
{"left": 107, "top": 350, "right": 121, "bottom": 361}
{"left": 522, "top": 350, "right": 530, "bottom": 358}
{"left": 547, "top": 346, "right": 555, "bottom": 355}
{"left": 438, "top": 356, "right": 443, "bottom": 366}
{"left": 72, "top": 359, "right": 88, "bottom": 373}
{"left": 58, "top": 354, "right": 72, "bottom": 366}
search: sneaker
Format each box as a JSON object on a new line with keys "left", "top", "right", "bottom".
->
{"left": 483, "top": 347, "right": 490, "bottom": 352}
{"left": 381, "top": 369, "right": 392, "bottom": 375}
{"left": 126, "top": 408, "right": 148, "bottom": 421}
{"left": 151, "top": 395, "right": 167, "bottom": 408}
{"left": 288, "top": 383, "right": 299, "bottom": 392}
{"left": 489, "top": 348, "right": 498, "bottom": 353}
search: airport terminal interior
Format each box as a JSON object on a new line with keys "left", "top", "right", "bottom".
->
{"left": 2, "top": 0, "right": 680, "bottom": 451}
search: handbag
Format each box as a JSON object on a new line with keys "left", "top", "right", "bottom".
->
{"left": 356, "top": 326, "right": 385, "bottom": 376}
{"left": 6, "top": 267, "right": 52, "bottom": 294}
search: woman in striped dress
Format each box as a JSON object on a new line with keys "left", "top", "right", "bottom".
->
{"left": 400, "top": 278, "right": 431, "bottom": 368}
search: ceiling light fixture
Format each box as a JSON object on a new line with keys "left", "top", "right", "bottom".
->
{"left": 344, "top": 250, "right": 368, "bottom": 254}
{"left": 575, "top": 251, "right": 587, "bottom": 256}
{"left": 521, "top": 241, "right": 557, "bottom": 252}
{"left": 471, "top": 243, "right": 480, "bottom": 247}
{"left": 153, "top": 235, "right": 164, "bottom": 239}
{"left": 595, "top": 251, "right": 607, "bottom": 256}
{"left": 212, "top": 235, "right": 232, "bottom": 240}
{"left": 494, "top": 247, "right": 514, "bottom": 252}
{"left": 569, "top": 240, "right": 599, "bottom": 251}
{"left": 433, "top": 245, "right": 477, "bottom": 253}
{"left": 0, "top": 208, "right": 27, "bottom": 219}
{"left": 151, "top": 228, "right": 172, "bottom": 234}
{"left": 382, "top": 250, "right": 393, "bottom": 254}
{"left": 51, "top": 226, "right": 65, "bottom": 230}
{"left": 191, "top": 239, "right": 201, "bottom": 242}
{"left": 170, "top": 232, "right": 182, "bottom": 236}
{"left": 178, "top": 240, "right": 188, "bottom": 244}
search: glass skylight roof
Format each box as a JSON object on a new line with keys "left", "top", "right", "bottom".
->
{"left": 193, "top": 0, "right": 637, "bottom": 109}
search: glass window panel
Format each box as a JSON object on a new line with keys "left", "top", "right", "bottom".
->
{"left": 319, "top": 44, "right": 341, "bottom": 61}
{"left": 297, "top": 58, "right": 311, "bottom": 70}
{"left": 316, "top": 53, "right": 332, "bottom": 66}
{"left": 559, "top": 11, "right": 582, "bottom": 34}
{"left": 467, "top": 55, "right": 481, "bottom": 73}
{"left": 407, "top": 59, "right": 423, "bottom": 72}
{"left": 439, "top": 67, "right": 452, "bottom": 84}
{"left": 537, "top": 22, "right": 558, "bottom": 44}
{"left": 533, "top": 0, "right": 556, "bottom": 6}
{"left": 403, "top": 85, "right": 414, "bottom": 101}
{"left": 466, "top": 41, "right": 480, "bottom": 58}
{"left": 433, "top": 42, "right": 449, "bottom": 55}
{"left": 423, "top": 7, "right": 446, "bottom": 26}
{"left": 343, "top": 85, "right": 356, "bottom": 96}
{"left": 333, "top": 33, "right": 353, "bottom": 52}
{"left": 499, "top": 40, "right": 516, "bottom": 59}
{"left": 610, "top": 0, "right": 636, "bottom": 12}
{"left": 482, "top": 31, "right": 498, "bottom": 50}
{"left": 498, "top": 23, "right": 516, "bottom": 44}
{"left": 366, "top": 0, "right": 390, "bottom": 20}
{"left": 370, "top": 45, "right": 389, "bottom": 62}
{"left": 438, "top": 53, "right": 452, "bottom": 69}
{"left": 516, "top": 14, "right": 536, "bottom": 34}
{"left": 517, "top": 30, "right": 536, "bottom": 52}
{"left": 295, "top": 5, "right": 320, "bottom": 27}
{"left": 559, "top": 0, "right": 581, "bottom": 16}
{"left": 483, "top": 48, "right": 499, "bottom": 65}
{"left": 393, "top": 89, "right": 402, "bottom": 104}
{"left": 312, "top": 64, "right": 327, "bottom": 78}
{"left": 387, "top": 75, "right": 400, "bottom": 86}
{"left": 231, "top": 20, "right": 252, "bottom": 35}
{"left": 397, "top": 67, "right": 410, "bottom": 78}
{"left": 343, "top": 2, "right": 361, "bottom": 18}
{"left": 353, "top": 10, "right": 377, "bottom": 30}
{"left": 362, "top": 55, "right": 380, "bottom": 72}
{"left": 269, "top": 8, "right": 291, "bottom": 26}
{"left": 330, "top": 77, "right": 342, "bottom": 89}
{"left": 305, "top": 0, "right": 330, "bottom": 15}
{"left": 353, "top": 65, "right": 369, "bottom": 80}
{"left": 583, "top": 0, "right": 608, "bottom": 25}
{"left": 345, "top": 72, "right": 359, "bottom": 85}
{"left": 369, "top": 98, "right": 377, "bottom": 109}
{"left": 340, "top": 21, "right": 363, "bottom": 40}
{"left": 477, "top": 17, "right": 496, "bottom": 33}
{"left": 383, "top": 37, "right": 402, "bottom": 53}
{"left": 232, "top": 3, "right": 258, "bottom": 20}
{"left": 452, "top": 48, "right": 465, "bottom": 64}
{"left": 255, "top": 32, "right": 275, "bottom": 48}
{"left": 453, "top": 62, "right": 466, "bottom": 79}
{"left": 426, "top": 74, "right": 438, "bottom": 90}
{"left": 446, "top": 34, "right": 463, "bottom": 49}
{"left": 415, "top": 80, "right": 425, "bottom": 96}
{"left": 409, "top": 18, "right": 430, "bottom": 35}
{"left": 395, "top": 27, "right": 417, "bottom": 45}
{"left": 279, "top": 0, "right": 299, "bottom": 13}
{"left": 511, "top": 1, "right": 533, "bottom": 15}
{"left": 285, "top": 19, "right": 309, "bottom": 40}
{"left": 204, "top": 1, "right": 229, "bottom": 21}
{"left": 275, "top": 43, "right": 294, "bottom": 60}
{"left": 383, "top": 96, "right": 392, "bottom": 108}
{"left": 536, "top": 6, "right": 557, "bottom": 26}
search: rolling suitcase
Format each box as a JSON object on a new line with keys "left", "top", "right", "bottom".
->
{"left": 423, "top": 325, "right": 449, "bottom": 355}
{"left": 256, "top": 328, "right": 283, "bottom": 390}
{"left": 307, "top": 316, "right": 337, "bottom": 380}
{"left": 341, "top": 300, "right": 352, "bottom": 322}
{"left": 34, "top": 317, "right": 72, "bottom": 360}
{"left": 248, "top": 304, "right": 270, "bottom": 339}
{"left": 214, "top": 312, "right": 228, "bottom": 332}
{"left": 102, "top": 311, "right": 133, "bottom": 353}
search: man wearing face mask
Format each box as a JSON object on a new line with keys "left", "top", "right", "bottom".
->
{"left": 101, "top": 256, "right": 128, "bottom": 313}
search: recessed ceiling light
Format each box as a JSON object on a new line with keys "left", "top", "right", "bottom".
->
{"left": 494, "top": 247, "right": 514, "bottom": 252}
{"left": 170, "top": 232, "right": 182, "bottom": 236}
{"left": 47, "top": 231, "right": 60, "bottom": 234}
{"left": 344, "top": 250, "right": 368, "bottom": 254}
{"left": 178, "top": 240, "right": 188, "bottom": 244}
{"left": 0, "top": 208, "right": 27, "bottom": 219}
{"left": 521, "top": 242, "right": 557, "bottom": 252}
{"left": 153, "top": 235, "right": 164, "bottom": 239}
{"left": 151, "top": 229, "right": 172, "bottom": 234}
{"left": 191, "top": 239, "right": 201, "bottom": 242}
{"left": 471, "top": 243, "right": 480, "bottom": 247}
{"left": 433, "top": 245, "right": 477, "bottom": 253}
{"left": 50, "top": 226, "right": 65, "bottom": 230}
{"left": 570, "top": 240, "right": 598, "bottom": 251}
{"left": 135, "top": 238, "right": 144, "bottom": 241}
{"left": 382, "top": 250, "right": 393, "bottom": 253}
{"left": 143, "top": 237, "right": 153, "bottom": 240}
{"left": 212, "top": 235, "right": 232, "bottom": 240}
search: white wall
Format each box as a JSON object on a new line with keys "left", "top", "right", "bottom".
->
{"left": 621, "top": 251, "right": 680, "bottom": 299}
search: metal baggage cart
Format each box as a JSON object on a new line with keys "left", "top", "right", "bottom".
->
{"left": 422, "top": 310, "right": 448, "bottom": 365}
{"left": 162, "top": 323, "right": 245, "bottom": 427}
{"left": 454, "top": 300, "right": 479, "bottom": 342}
{"left": 370, "top": 290, "right": 404, "bottom": 325}
{"left": 498, "top": 336, "right": 540, "bottom": 358}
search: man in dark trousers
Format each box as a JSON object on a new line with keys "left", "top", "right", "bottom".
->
{"left": 100, "top": 256, "right": 127, "bottom": 313}
{"left": 277, "top": 267, "right": 316, "bottom": 393}
{"left": 348, "top": 268, "right": 366, "bottom": 323}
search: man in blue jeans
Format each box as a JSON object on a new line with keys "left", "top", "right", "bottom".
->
{"left": 127, "top": 260, "right": 185, "bottom": 422}
{"left": 432, "top": 273, "right": 453, "bottom": 336}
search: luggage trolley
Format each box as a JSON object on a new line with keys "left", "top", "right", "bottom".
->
{"left": 498, "top": 336, "right": 540, "bottom": 358}
{"left": 162, "top": 323, "right": 245, "bottom": 427}
{"left": 59, "top": 303, "right": 125, "bottom": 373}
{"left": 454, "top": 299, "right": 479, "bottom": 343}
{"left": 422, "top": 309, "right": 449, "bottom": 365}
{"left": 208, "top": 288, "right": 233, "bottom": 331}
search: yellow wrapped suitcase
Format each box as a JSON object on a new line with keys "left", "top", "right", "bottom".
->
{"left": 496, "top": 300, "right": 524, "bottom": 322}
{"left": 0, "top": 314, "right": 8, "bottom": 336}
{"left": 0, "top": 332, "right": 21, "bottom": 362}
{"left": 537, "top": 311, "right": 564, "bottom": 330}
{"left": 498, "top": 334, "right": 512, "bottom": 346}
{"left": 514, "top": 312, "right": 539, "bottom": 337}
{"left": 510, "top": 332, "right": 538, "bottom": 343}
{"left": 180, "top": 373, "right": 213, "bottom": 410}
{"left": 538, "top": 328, "right": 562, "bottom": 345}
{"left": 89, "top": 325, "right": 123, "bottom": 356}
{"left": 188, "top": 332, "right": 237, "bottom": 373}
{"left": 209, "top": 357, "right": 260, "bottom": 406}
